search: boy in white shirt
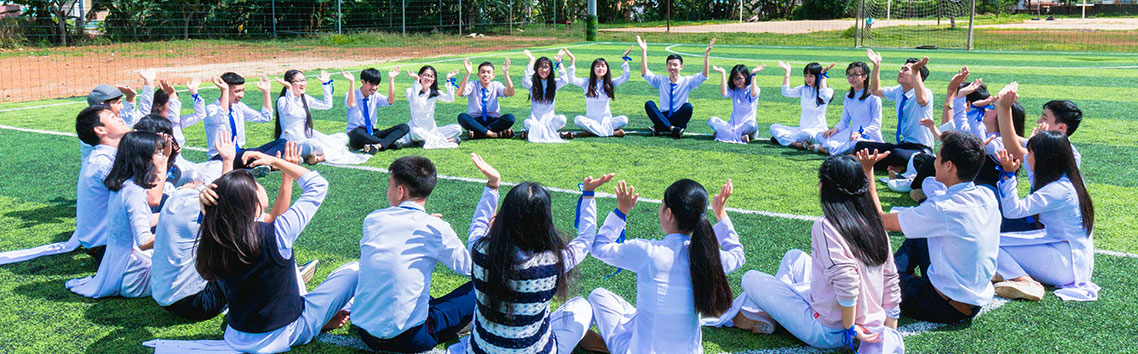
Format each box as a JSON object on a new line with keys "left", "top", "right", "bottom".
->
{"left": 854, "top": 50, "right": 936, "bottom": 172}
{"left": 345, "top": 68, "right": 410, "bottom": 154}
{"left": 456, "top": 58, "right": 517, "bottom": 139}
{"left": 354, "top": 156, "right": 475, "bottom": 353}
{"left": 636, "top": 35, "right": 714, "bottom": 139}
{"left": 204, "top": 72, "right": 288, "bottom": 169}
{"left": 858, "top": 131, "right": 1000, "bottom": 323}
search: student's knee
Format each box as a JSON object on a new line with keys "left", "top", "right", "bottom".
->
{"left": 499, "top": 113, "right": 516, "bottom": 124}
{"left": 741, "top": 270, "right": 776, "bottom": 294}
{"left": 780, "top": 249, "right": 809, "bottom": 268}
{"left": 679, "top": 102, "right": 693, "bottom": 113}
{"left": 588, "top": 287, "right": 616, "bottom": 307}
{"left": 560, "top": 297, "right": 593, "bottom": 323}
{"left": 574, "top": 116, "right": 588, "bottom": 127}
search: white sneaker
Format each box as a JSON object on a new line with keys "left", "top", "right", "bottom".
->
{"left": 299, "top": 260, "right": 320, "bottom": 285}
{"left": 887, "top": 178, "right": 914, "bottom": 193}
{"left": 995, "top": 280, "right": 1044, "bottom": 301}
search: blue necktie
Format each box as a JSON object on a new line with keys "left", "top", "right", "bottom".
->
{"left": 362, "top": 96, "right": 373, "bottom": 135}
{"left": 896, "top": 94, "right": 908, "bottom": 144}
{"left": 667, "top": 82, "right": 677, "bottom": 118}
{"left": 481, "top": 87, "right": 489, "bottom": 123}
{"left": 228, "top": 107, "right": 241, "bottom": 150}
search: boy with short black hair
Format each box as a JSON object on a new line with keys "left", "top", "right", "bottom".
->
{"left": 858, "top": 130, "right": 1000, "bottom": 324}
{"left": 345, "top": 67, "right": 410, "bottom": 154}
{"left": 637, "top": 35, "right": 714, "bottom": 139}
{"left": 457, "top": 58, "right": 517, "bottom": 139}
{"left": 204, "top": 72, "right": 288, "bottom": 169}
{"left": 855, "top": 50, "right": 936, "bottom": 171}
{"left": 354, "top": 155, "right": 475, "bottom": 353}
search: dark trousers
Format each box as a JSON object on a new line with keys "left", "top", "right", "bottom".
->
{"left": 895, "top": 238, "right": 981, "bottom": 323}
{"left": 163, "top": 281, "right": 228, "bottom": 321}
{"left": 210, "top": 138, "right": 290, "bottom": 170}
{"left": 645, "top": 101, "right": 693, "bottom": 131}
{"left": 458, "top": 113, "right": 516, "bottom": 137}
{"left": 358, "top": 282, "right": 476, "bottom": 353}
{"left": 853, "top": 141, "right": 931, "bottom": 171}
{"left": 348, "top": 124, "right": 410, "bottom": 150}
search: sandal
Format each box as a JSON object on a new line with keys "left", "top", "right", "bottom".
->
{"left": 560, "top": 131, "right": 575, "bottom": 140}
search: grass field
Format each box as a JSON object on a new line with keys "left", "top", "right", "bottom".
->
{"left": 1, "top": 41, "right": 1137, "bottom": 353}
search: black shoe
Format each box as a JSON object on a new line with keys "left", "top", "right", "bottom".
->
{"left": 647, "top": 126, "right": 658, "bottom": 136}
{"left": 769, "top": 137, "right": 779, "bottom": 145}
{"left": 362, "top": 144, "right": 381, "bottom": 154}
{"left": 560, "top": 131, "right": 575, "bottom": 140}
{"left": 388, "top": 142, "right": 403, "bottom": 150}
{"left": 671, "top": 127, "right": 684, "bottom": 139}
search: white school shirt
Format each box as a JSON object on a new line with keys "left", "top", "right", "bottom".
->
{"left": 204, "top": 100, "right": 273, "bottom": 157}
{"left": 67, "top": 180, "right": 155, "bottom": 299}
{"left": 643, "top": 71, "right": 707, "bottom": 112}
{"left": 345, "top": 89, "right": 392, "bottom": 133}
{"left": 276, "top": 85, "right": 334, "bottom": 142}
{"left": 79, "top": 90, "right": 151, "bottom": 161}
{"left": 882, "top": 85, "right": 935, "bottom": 148}
{"left": 464, "top": 81, "right": 508, "bottom": 118}
{"left": 521, "top": 66, "right": 571, "bottom": 121}
{"left": 896, "top": 182, "right": 1000, "bottom": 306}
{"left": 998, "top": 176, "right": 1098, "bottom": 300}
{"left": 354, "top": 200, "right": 472, "bottom": 339}
{"left": 404, "top": 81, "right": 456, "bottom": 132}
{"left": 165, "top": 94, "right": 208, "bottom": 146}
{"left": 591, "top": 211, "right": 746, "bottom": 354}
{"left": 726, "top": 87, "right": 760, "bottom": 127}
{"left": 223, "top": 172, "right": 331, "bottom": 348}
{"left": 75, "top": 144, "right": 116, "bottom": 249}
{"left": 781, "top": 84, "right": 834, "bottom": 133}
{"left": 150, "top": 187, "right": 208, "bottom": 306}
{"left": 567, "top": 61, "right": 632, "bottom": 121}
{"left": 834, "top": 90, "right": 884, "bottom": 143}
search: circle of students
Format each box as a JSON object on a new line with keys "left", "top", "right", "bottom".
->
{"left": 1, "top": 36, "right": 1097, "bottom": 354}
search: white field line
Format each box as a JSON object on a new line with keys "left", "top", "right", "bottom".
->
{"left": 663, "top": 44, "right": 1138, "bottom": 70}
{"left": 2, "top": 123, "right": 1136, "bottom": 260}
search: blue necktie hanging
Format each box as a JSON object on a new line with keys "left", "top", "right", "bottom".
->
{"left": 362, "top": 96, "right": 373, "bottom": 135}
{"left": 896, "top": 94, "right": 909, "bottom": 144}
{"left": 667, "top": 82, "right": 677, "bottom": 118}
{"left": 481, "top": 87, "right": 489, "bottom": 123}
{"left": 228, "top": 107, "right": 242, "bottom": 150}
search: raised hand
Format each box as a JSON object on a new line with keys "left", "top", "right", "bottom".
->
{"left": 996, "top": 149, "right": 1021, "bottom": 172}
{"left": 822, "top": 63, "right": 836, "bottom": 75}
{"left": 582, "top": 173, "right": 615, "bottom": 192}
{"left": 215, "top": 129, "right": 236, "bottom": 162}
{"left": 711, "top": 179, "right": 733, "bottom": 222}
{"left": 951, "top": 66, "right": 970, "bottom": 86}
{"left": 912, "top": 56, "right": 930, "bottom": 71}
{"left": 958, "top": 78, "right": 984, "bottom": 98}
{"left": 777, "top": 60, "right": 792, "bottom": 73}
{"left": 159, "top": 79, "right": 176, "bottom": 95}
{"left": 471, "top": 153, "right": 501, "bottom": 189}
{"left": 523, "top": 49, "right": 535, "bottom": 60}
{"left": 187, "top": 77, "right": 202, "bottom": 96}
{"left": 317, "top": 70, "right": 331, "bottom": 83}
{"left": 446, "top": 69, "right": 459, "bottom": 81}
{"left": 115, "top": 85, "right": 136, "bottom": 100}
{"left": 406, "top": 70, "right": 419, "bottom": 81}
{"left": 636, "top": 35, "right": 648, "bottom": 52}
{"left": 502, "top": 57, "right": 510, "bottom": 72}
{"left": 388, "top": 66, "right": 401, "bottom": 79}
{"left": 752, "top": 64, "right": 766, "bottom": 73}
{"left": 258, "top": 75, "right": 273, "bottom": 92}
{"left": 140, "top": 68, "right": 157, "bottom": 86}
{"left": 866, "top": 48, "right": 882, "bottom": 66}
{"left": 996, "top": 82, "right": 1019, "bottom": 107}
{"left": 463, "top": 58, "right": 473, "bottom": 74}
{"left": 554, "top": 49, "right": 565, "bottom": 63}
{"left": 211, "top": 76, "right": 228, "bottom": 90}
{"left": 856, "top": 148, "right": 891, "bottom": 174}
{"left": 341, "top": 69, "right": 354, "bottom": 82}
{"left": 564, "top": 47, "right": 575, "bottom": 61}
{"left": 711, "top": 65, "right": 726, "bottom": 74}
{"left": 281, "top": 141, "right": 301, "bottom": 165}
{"left": 705, "top": 38, "right": 716, "bottom": 54}
{"left": 1031, "top": 122, "right": 1050, "bottom": 138}
{"left": 623, "top": 45, "right": 634, "bottom": 58}
{"left": 614, "top": 180, "right": 639, "bottom": 215}
{"left": 199, "top": 183, "right": 219, "bottom": 208}
{"left": 241, "top": 151, "right": 273, "bottom": 168}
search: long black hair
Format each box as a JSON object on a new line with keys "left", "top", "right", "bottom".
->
{"left": 1026, "top": 130, "right": 1094, "bottom": 235}
{"left": 274, "top": 69, "right": 313, "bottom": 139}
{"left": 804, "top": 62, "right": 831, "bottom": 106}
{"left": 135, "top": 114, "right": 180, "bottom": 166}
{"left": 587, "top": 58, "right": 615, "bottom": 100}
{"left": 663, "top": 179, "right": 732, "bottom": 317}
{"left": 530, "top": 56, "right": 557, "bottom": 104}
{"left": 846, "top": 62, "right": 871, "bottom": 100}
{"left": 417, "top": 65, "right": 441, "bottom": 99}
{"left": 818, "top": 155, "right": 891, "bottom": 266}
{"left": 729, "top": 64, "right": 752, "bottom": 91}
{"left": 196, "top": 169, "right": 264, "bottom": 281}
{"left": 104, "top": 131, "right": 167, "bottom": 192}
{"left": 151, "top": 89, "right": 171, "bottom": 115}
{"left": 474, "top": 182, "right": 574, "bottom": 314}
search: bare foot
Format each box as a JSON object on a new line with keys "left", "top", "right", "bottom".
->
{"left": 577, "top": 130, "right": 596, "bottom": 138}
{"left": 791, "top": 141, "right": 805, "bottom": 150}
{"left": 732, "top": 311, "right": 776, "bottom": 334}
{"left": 305, "top": 154, "right": 325, "bottom": 165}
{"left": 486, "top": 131, "right": 499, "bottom": 138}
{"left": 741, "top": 134, "right": 750, "bottom": 143}
{"left": 322, "top": 310, "right": 350, "bottom": 331}
{"left": 613, "top": 129, "right": 625, "bottom": 137}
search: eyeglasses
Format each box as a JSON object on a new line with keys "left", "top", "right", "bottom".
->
{"left": 846, "top": 73, "right": 866, "bottom": 78}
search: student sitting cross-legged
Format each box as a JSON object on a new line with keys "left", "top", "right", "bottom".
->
{"left": 567, "top": 47, "right": 635, "bottom": 138}
{"left": 345, "top": 67, "right": 411, "bottom": 154}
{"left": 353, "top": 156, "right": 475, "bottom": 353}
{"left": 205, "top": 73, "right": 291, "bottom": 170}
{"left": 446, "top": 154, "right": 611, "bottom": 354}
{"left": 637, "top": 35, "right": 714, "bottom": 139}
{"left": 770, "top": 61, "right": 835, "bottom": 150}
{"left": 708, "top": 63, "right": 764, "bottom": 144}
{"left": 853, "top": 50, "right": 936, "bottom": 173}
{"left": 457, "top": 58, "right": 517, "bottom": 139}
{"left": 857, "top": 131, "right": 1000, "bottom": 324}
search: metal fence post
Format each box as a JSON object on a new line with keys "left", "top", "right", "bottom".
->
{"left": 402, "top": 0, "right": 406, "bottom": 35}
{"left": 272, "top": 0, "right": 278, "bottom": 38}
{"left": 459, "top": 0, "right": 463, "bottom": 35}
{"left": 337, "top": 0, "right": 342, "bottom": 34}
{"left": 967, "top": 0, "right": 976, "bottom": 50}
{"left": 510, "top": 0, "right": 514, "bottom": 33}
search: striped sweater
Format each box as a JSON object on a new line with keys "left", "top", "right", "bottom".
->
{"left": 469, "top": 246, "right": 561, "bottom": 354}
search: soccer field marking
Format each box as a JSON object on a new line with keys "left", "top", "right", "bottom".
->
{"left": 0, "top": 123, "right": 1135, "bottom": 261}
{"left": 662, "top": 44, "right": 1138, "bottom": 70}
{"left": 0, "top": 101, "right": 86, "bottom": 112}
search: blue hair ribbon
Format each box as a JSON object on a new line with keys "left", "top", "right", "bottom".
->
{"left": 969, "top": 104, "right": 994, "bottom": 122}
{"left": 622, "top": 56, "right": 633, "bottom": 62}
{"left": 447, "top": 77, "right": 459, "bottom": 89}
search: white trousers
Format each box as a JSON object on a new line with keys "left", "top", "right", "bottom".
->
{"left": 524, "top": 114, "right": 569, "bottom": 143}
{"left": 708, "top": 117, "right": 758, "bottom": 144}
{"left": 587, "top": 288, "right": 637, "bottom": 354}
{"left": 743, "top": 250, "right": 904, "bottom": 354}
{"left": 447, "top": 296, "right": 592, "bottom": 354}
{"left": 401, "top": 124, "right": 463, "bottom": 149}
{"left": 769, "top": 124, "right": 820, "bottom": 146}
{"left": 997, "top": 242, "right": 1076, "bottom": 287}
{"left": 574, "top": 115, "right": 628, "bottom": 137}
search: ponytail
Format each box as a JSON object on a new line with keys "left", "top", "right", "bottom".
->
{"left": 664, "top": 179, "right": 733, "bottom": 317}
{"left": 274, "top": 69, "right": 313, "bottom": 139}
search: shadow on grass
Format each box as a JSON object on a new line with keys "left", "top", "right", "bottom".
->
{"left": 2, "top": 197, "right": 76, "bottom": 229}
{"left": 0, "top": 243, "right": 94, "bottom": 277}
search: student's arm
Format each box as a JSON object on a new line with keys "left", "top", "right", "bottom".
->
{"left": 591, "top": 181, "right": 652, "bottom": 272}
{"left": 996, "top": 82, "right": 1028, "bottom": 159}
{"left": 248, "top": 154, "right": 324, "bottom": 258}
{"left": 944, "top": 67, "right": 969, "bottom": 125}
{"left": 911, "top": 57, "right": 931, "bottom": 107}
{"left": 214, "top": 129, "right": 237, "bottom": 175}
{"left": 613, "top": 48, "right": 633, "bottom": 87}
{"left": 702, "top": 38, "right": 715, "bottom": 78}
{"left": 567, "top": 57, "right": 587, "bottom": 88}
{"left": 344, "top": 70, "right": 356, "bottom": 108}
{"left": 712, "top": 65, "right": 729, "bottom": 97}
{"left": 636, "top": 35, "right": 651, "bottom": 77}
{"left": 815, "top": 222, "right": 865, "bottom": 331}
{"left": 521, "top": 61, "right": 535, "bottom": 90}
{"left": 882, "top": 249, "right": 902, "bottom": 328}
{"left": 181, "top": 78, "right": 208, "bottom": 128}
{"left": 306, "top": 70, "right": 334, "bottom": 111}
{"left": 263, "top": 143, "right": 302, "bottom": 224}
{"left": 819, "top": 63, "right": 835, "bottom": 92}
{"left": 146, "top": 136, "right": 172, "bottom": 208}
{"left": 862, "top": 97, "right": 883, "bottom": 139}
{"left": 778, "top": 60, "right": 793, "bottom": 89}
{"left": 467, "top": 153, "right": 501, "bottom": 249}
{"left": 995, "top": 150, "right": 1061, "bottom": 219}
{"left": 866, "top": 49, "right": 885, "bottom": 97}
{"left": 749, "top": 64, "right": 765, "bottom": 98}
{"left": 501, "top": 59, "right": 515, "bottom": 97}
{"left": 125, "top": 184, "right": 157, "bottom": 250}
{"left": 920, "top": 117, "right": 943, "bottom": 142}
{"left": 439, "top": 70, "right": 458, "bottom": 103}
{"left": 258, "top": 75, "right": 273, "bottom": 119}
{"left": 857, "top": 149, "right": 902, "bottom": 231}
{"left": 212, "top": 77, "right": 230, "bottom": 113}
{"left": 563, "top": 173, "right": 615, "bottom": 271}
{"left": 457, "top": 59, "right": 473, "bottom": 97}
{"left": 711, "top": 180, "right": 745, "bottom": 273}
{"left": 387, "top": 68, "right": 399, "bottom": 105}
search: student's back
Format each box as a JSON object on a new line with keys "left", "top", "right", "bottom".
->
{"left": 151, "top": 187, "right": 208, "bottom": 306}
{"left": 75, "top": 144, "right": 117, "bottom": 249}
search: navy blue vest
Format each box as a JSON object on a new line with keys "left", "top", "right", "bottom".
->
{"left": 220, "top": 222, "right": 304, "bottom": 333}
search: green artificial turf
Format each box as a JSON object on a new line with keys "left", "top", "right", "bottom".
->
{"left": 1, "top": 42, "right": 1136, "bottom": 353}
